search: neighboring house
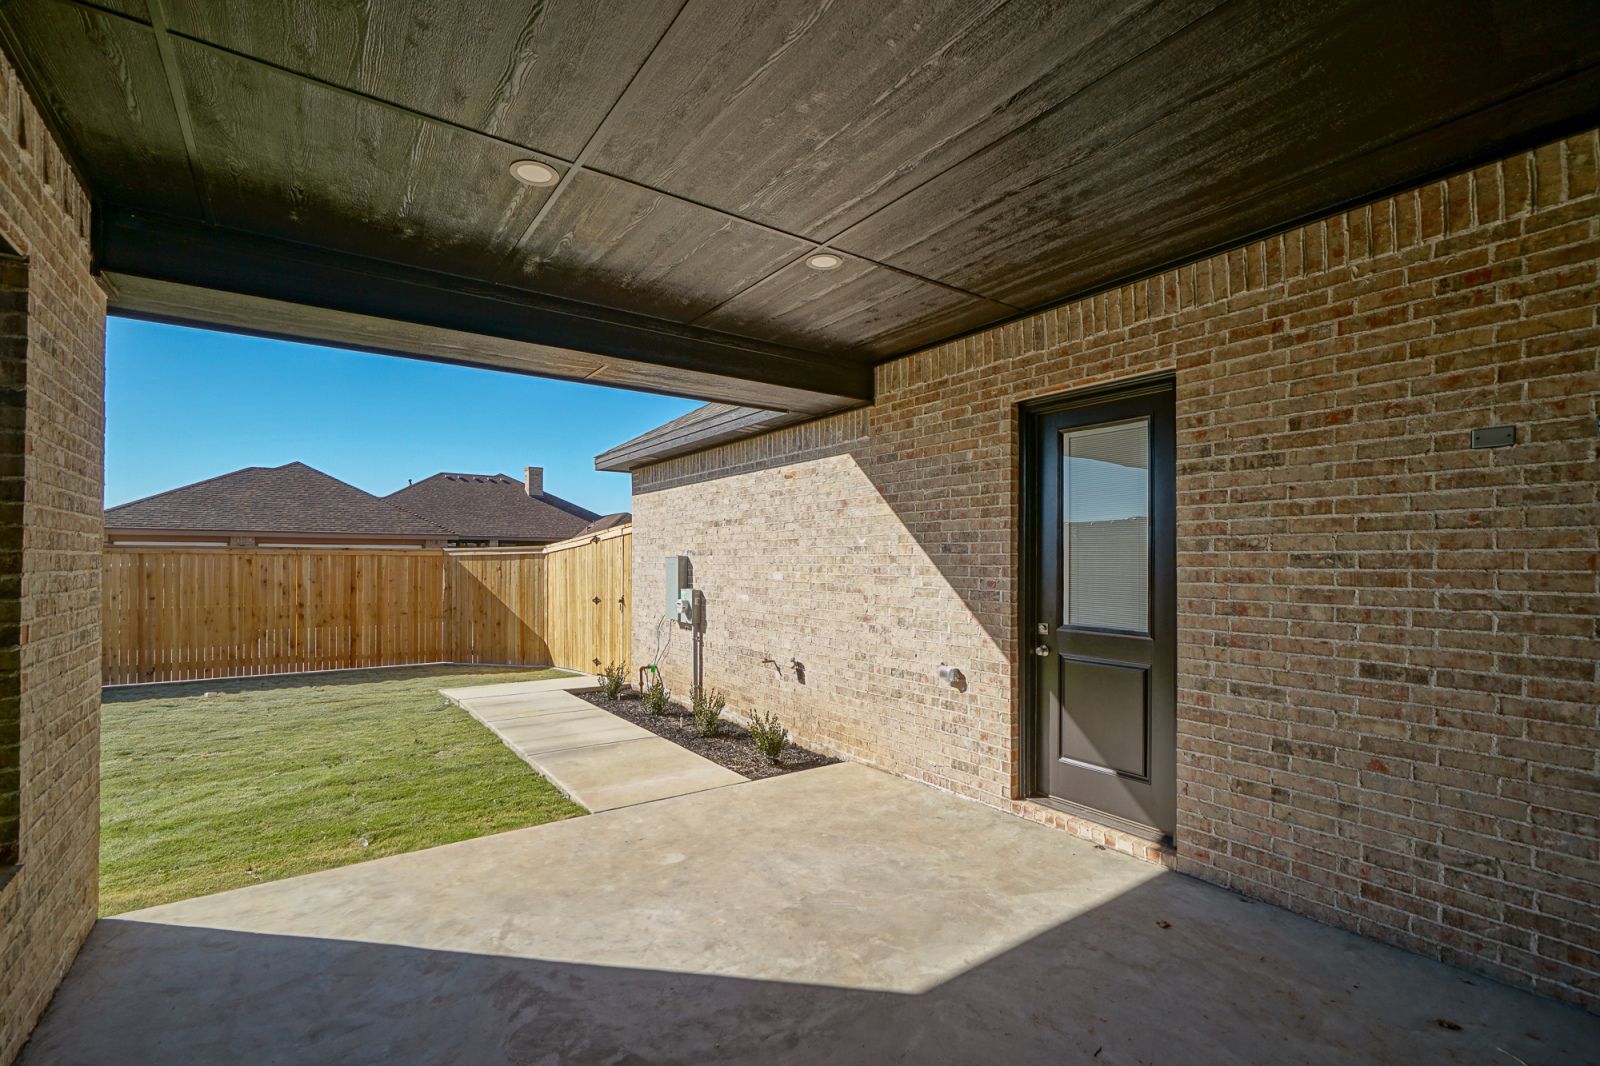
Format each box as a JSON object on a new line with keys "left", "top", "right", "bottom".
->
{"left": 107, "top": 463, "right": 617, "bottom": 549}
{"left": 105, "top": 462, "right": 452, "bottom": 549}
{"left": 384, "top": 467, "right": 604, "bottom": 547}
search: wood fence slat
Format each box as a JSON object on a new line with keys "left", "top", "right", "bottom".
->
{"left": 101, "top": 530, "right": 629, "bottom": 684}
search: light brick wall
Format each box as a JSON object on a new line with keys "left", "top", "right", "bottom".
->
{"left": 0, "top": 53, "right": 106, "bottom": 1065}
{"left": 633, "top": 131, "right": 1600, "bottom": 1009}
{"left": 0, "top": 253, "right": 23, "bottom": 871}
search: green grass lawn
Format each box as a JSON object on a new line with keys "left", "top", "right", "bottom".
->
{"left": 99, "top": 665, "right": 587, "bottom": 915}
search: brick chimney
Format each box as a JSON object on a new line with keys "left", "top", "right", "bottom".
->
{"left": 524, "top": 466, "right": 543, "bottom": 497}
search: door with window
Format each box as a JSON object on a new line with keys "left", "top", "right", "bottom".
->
{"left": 1026, "top": 380, "right": 1176, "bottom": 840}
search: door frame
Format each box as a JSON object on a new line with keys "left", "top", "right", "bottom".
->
{"left": 1017, "top": 371, "right": 1177, "bottom": 842}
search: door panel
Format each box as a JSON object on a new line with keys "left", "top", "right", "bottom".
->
{"left": 1060, "top": 657, "right": 1148, "bottom": 778}
{"left": 1027, "top": 380, "right": 1176, "bottom": 840}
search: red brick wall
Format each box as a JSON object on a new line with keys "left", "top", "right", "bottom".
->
{"left": 0, "top": 52, "right": 106, "bottom": 1063}
{"left": 633, "top": 131, "right": 1599, "bottom": 1008}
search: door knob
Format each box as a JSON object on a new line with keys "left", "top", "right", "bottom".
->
{"left": 1033, "top": 645, "right": 1050, "bottom": 657}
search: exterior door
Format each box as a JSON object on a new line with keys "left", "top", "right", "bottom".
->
{"left": 1026, "top": 379, "right": 1176, "bottom": 840}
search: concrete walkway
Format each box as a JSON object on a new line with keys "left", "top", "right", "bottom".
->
{"left": 440, "top": 675, "right": 744, "bottom": 812}
{"left": 21, "top": 763, "right": 1596, "bottom": 1065}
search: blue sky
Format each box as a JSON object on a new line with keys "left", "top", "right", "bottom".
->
{"left": 105, "top": 318, "right": 699, "bottom": 515}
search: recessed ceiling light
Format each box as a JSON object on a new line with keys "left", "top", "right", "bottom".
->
{"left": 806, "top": 252, "right": 843, "bottom": 271}
{"left": 509, "top": 160, "right": 558, "bottom": 186}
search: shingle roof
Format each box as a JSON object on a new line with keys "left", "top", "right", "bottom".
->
{"left": 105, "top": 463, "right": 451, "bottom": 537}
{"left": 385, "top": 473, "right": 600, "bottom": 542}
{"left": 574, "top": 512, "right": 632, "bottom": 537}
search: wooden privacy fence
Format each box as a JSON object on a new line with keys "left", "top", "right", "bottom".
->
{"left": 101, "top": 526, "right": 631, "bottom": 685}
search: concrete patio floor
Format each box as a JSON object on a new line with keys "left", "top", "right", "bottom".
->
{"left": 22, "top": 763, "right": 1596, "bottom": 1065}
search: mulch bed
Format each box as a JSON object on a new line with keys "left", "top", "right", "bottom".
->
{"left": 577, "top": 690, "right": 837, "bottom": 780}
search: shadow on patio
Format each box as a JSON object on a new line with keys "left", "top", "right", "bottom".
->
{"left": 22, "top": 764, "right": 1595, "bottom": 1065}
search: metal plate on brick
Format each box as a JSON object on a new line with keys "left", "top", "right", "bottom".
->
{"left": 1470, "top": 425, "right": 1516, "bottom": 448}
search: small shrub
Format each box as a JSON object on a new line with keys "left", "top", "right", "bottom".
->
{"left": 746, "top": 708, "right": 788, "bottom": 765}
{"left": 597, "top": 662, "right": 627, "bottom": 700}
{"left": 642, "top": 676, "right": 671, "bottom": 716}
{"left": 692, "top": 688, "right": 726, "bottom": 737}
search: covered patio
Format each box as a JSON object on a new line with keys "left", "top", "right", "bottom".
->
{"left": 22, "top": 762, "right": 1594, "bottom": 1065}
{"left": 1, "top": 1, "right": 1598, "bottom": 1060}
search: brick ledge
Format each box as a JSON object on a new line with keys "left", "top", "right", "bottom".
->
{"left": 1009, "top": 799, "right": 1177, "bottom": 869}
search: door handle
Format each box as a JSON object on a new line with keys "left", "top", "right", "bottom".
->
{"left": 1033, "top": 645, "right": 1051, "bottom": 657}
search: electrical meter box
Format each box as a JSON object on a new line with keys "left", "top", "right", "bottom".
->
{"left": 665, "top": 555, "right": 691, "bottom": 617}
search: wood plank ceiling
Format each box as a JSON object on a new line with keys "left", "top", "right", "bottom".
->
{"left": 4, "top": 0, "right": 1599, "bottom": 413}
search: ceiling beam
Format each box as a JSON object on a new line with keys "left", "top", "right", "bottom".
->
{"left": 142, "top": 0, "right": 212, "bottom": 221}
{"left": 98, "top": 209, "right": 872, "bottom": 415}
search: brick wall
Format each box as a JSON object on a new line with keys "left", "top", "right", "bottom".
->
{"left": 0, "top": 52, "right": 106, "bottom": 1065}
{"left": 0, "top": 252, "right": 23, "bottom": 872}
{"left": 632, "top": 131, "right": 1600, "bottom": 1008}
